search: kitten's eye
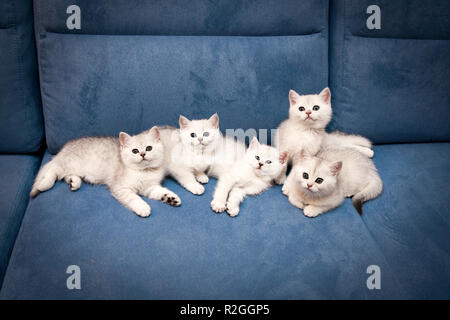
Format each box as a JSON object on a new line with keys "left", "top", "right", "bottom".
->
{"left": 190, "top": 133, "right": 196, "bottom": 138}
{"left": 132, "top": 149, "right": 139, "bottom": 154}
{"left": 255, "top": 156, "right": 260, "bottom": 161}
{"left": 313, "top": 105, "right": 320, "bottom": 111}
{"left": 302, "top": 172, "right": 309, "bottom": 179}
{"left": 299, "top": 106, "right": 305, "bottom": 112}
{"left": 315, "top": 177, "right": 323, "bottom": 184}
{"left": 266, "top": 160, "right": 272, "bottom": 164}
{"left": 203, "top": 132, "right": 209, "bottom": 137}
{"left": 146, "top": 146, "right": 152, "bottom": 151}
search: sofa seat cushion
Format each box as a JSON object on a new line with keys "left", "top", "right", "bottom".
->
{"left": 363, "top": 143, "right": 450, "bottom": 299}
{"left": 0, "top": 148, "right": 417, "bottom": 299}
{"left": 0, "top": 154, "right": 41, "bottom": 286}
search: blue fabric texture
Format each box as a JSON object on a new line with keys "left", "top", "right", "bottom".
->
{"left": 1, "top": 149, "right": 407, "bottom": 299}
{"left": 35, "top": 0, "right": 328, "bottom": 36}
{"left": 1, "top": 0, "right": 449, "bottom": 300}
{"left": 0, "top": 155, "right": 41, "bottom": 287}
{"left": 38, "top": 33, "right": 327, "bottom": 154}
{"left": 362, "top": 143, "right": 450, "bottom": 299}
{"left": 34, "top": 0, "right": 329, "bottom": 154}
{"left": 2, "top": 144, "right": 450, "bottom": 299}
{"left": 0, "top": 0, "right": 44, "bottom": 153}
{"left": 329, "top": 0, "right": 450, "bottom": 143}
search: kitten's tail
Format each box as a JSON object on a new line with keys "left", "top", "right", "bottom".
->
{"left": 352, "top": 174, "right": 383, "bottom": 215}
{"left": 30, "top": 160, "right": 63, "bottom": 198}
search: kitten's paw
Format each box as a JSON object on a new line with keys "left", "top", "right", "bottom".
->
{"left": 134, "top": 202, "right": 151, "bottom": 217}
{"left": 65, "top": 175, "right": 82, "bottom": 191}
{"left": 288, "top": 195, "right": 304, "bottom": 209}
{"left": 186, "top": 183, "right": 205, "bottom": 195}
{"left": 227, "top": 206, "right": 240, "bottom": 217}
{"left": 195, "top": 173, "right": 209, "bottom": 184}
{"left": 161, "top": 192, "right": 181, "bottom": 207}
{"left": 210, "top": 199, "right": 226, "bottom": 213}
{"left": 363, "top": 148, "right": 374, "bottom": 158}
{"left": 274, "top": 174, "right": 287, "bottom": 185}
{"left": 303, "top": 205, "right": 322, "bottom": 218}
{"left": 281, "top": 184, "right": 289, "bottom": 196}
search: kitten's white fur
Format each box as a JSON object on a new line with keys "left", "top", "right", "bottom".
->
{"left": 322, "top": 131, "right": 374, "bottom": 158}
{"left": 275, "top": 87, "right": 374, "bottom": 184}
{"left": 159, "top": 114, "right": 245, "bottom": 195}
{"left": 210, "top": 137, "right": 287, "bottom": 217}
{"left": 30, "top": 127, "right": 181, "bottom": 217}
{"left": 283, "top": 148, "right": 382, "bottom": 217}
{"left": 275, "top": 87, "right": 333, "bottom": 184}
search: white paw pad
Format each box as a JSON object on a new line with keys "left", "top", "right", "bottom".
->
{"left": 196, "top": 174, "right": 209, "bottom": 184}
{"left": 211, "top": 200, "right": 226, "bottom": 213}
{"left": 303, "top": 206, "right": 321, "bottom": 218}
{"left": 227, "top": 207, "right": 240, "bottom": 217}
{"left": 188, "top": 183, "right": 205, "bottom": 195}
{"left": 135, "top": 203, "right": 151, "bottom": 217}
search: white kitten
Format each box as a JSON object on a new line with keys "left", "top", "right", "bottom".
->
{"left": 159, "top": 113, "right": 245, "bottom": 195}
{"left": 275, "top": 87, "right": 333, "bottom": 184}
{"left": 30, "top": 127, "right": 181, "bottom": 217}
{"left": 210, "top": 137, "right": 287, "bottom": 217}
{"left": 283, "top": 148, "right": 383, "bottom": 217}
{"left": 275, "top": 87, "right": 375, "bottom": 185}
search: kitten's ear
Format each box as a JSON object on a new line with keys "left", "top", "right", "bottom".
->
{"left": 208, "top": 113, "right": 219, "bottom": 129}
{"left": 330, "top": 161, "right": 342, "bottom": 176}
{"left": 249, "top": 136, "right": 260, "bottom": 149}
{"left": 289, "top": 89, "right": 300, "bottom": 107}
{"left": 179, "top": 115, "right": 190, "bottom": 129}
{"left": 148, "top": 126, "right": 160, "bottom": 141}
{"left": 279, "top": 152, "right": 288, "bottom": 164}
{"left": 319, "top": 87, "right": 331, "bottom": 104}
{"left": 119, "top": 132, "right": 131, "bottom": 147}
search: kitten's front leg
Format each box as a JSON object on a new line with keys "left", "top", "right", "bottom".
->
{"left": 303, "top": 205, "right": 326, "bottom": 218}
{"left": 111, "top": 187, "right": 151, "bottom": 217}
{"left": 288, "top": 194, "right": 304, "bottom": 210}
{"left": 211, "top": 176, "right": 234, "bottom": 213}
{"left": 195, "top": 171, "right": 209, "bottom": 184}
{"left": 143, "top": 185, "right": 181, "bottom": 207}
{"left": 170, "top": 167, "right": 205, "bottom": 195}
{"left": 225, "top": 187, "right": 247, "bottom": 217}
{"left": 281, "top": 170, "right": 295, "bottom": 196}
{"left": 274, "top": 165, "right": 287, "bottom": 185}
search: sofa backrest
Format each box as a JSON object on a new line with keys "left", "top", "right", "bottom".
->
{"left": 34, "top": 0, "right": 329, "bottom": 154}
{"left": 329, "top": 0, "right": 450, "bottom": 143}
{"left": 0, "top": 0, "right": 43, "bottom": 153}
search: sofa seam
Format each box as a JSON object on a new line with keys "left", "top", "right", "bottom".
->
{"left": 341, "top": 1, "right": 410, "bottom": 297}
{"left": 40, "top": 30, "right": 325, "bottom": 37}
{"left": 0, "top": 156, "right": 39, "bottom": 292}
{"left": 33, "top": 0, "right": 51, "bottom": 155}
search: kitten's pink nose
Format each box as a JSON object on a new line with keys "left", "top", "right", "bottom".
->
{"left": 307, "top": 184, "right": 312, "bottom": 189}
{"left": 306, "top": 111, "right": 312, "bottom": 115}
{"left": 140, "top": 152, "right": 146, "bottom": 158}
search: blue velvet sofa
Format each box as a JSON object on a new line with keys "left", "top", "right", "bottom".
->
{"left": 0, "top": 0, "right": 449, "bottom": 299}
